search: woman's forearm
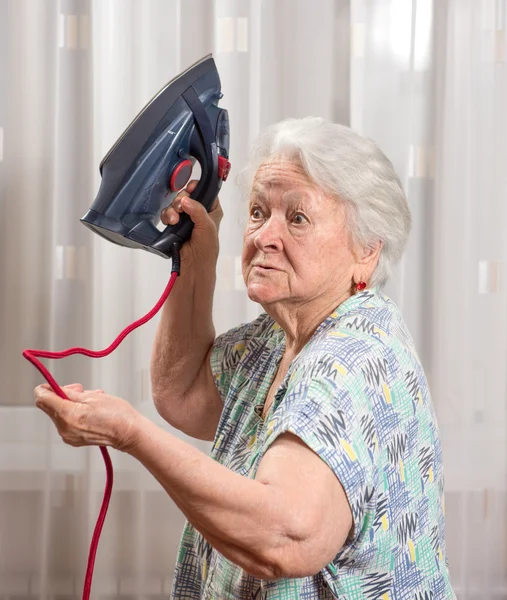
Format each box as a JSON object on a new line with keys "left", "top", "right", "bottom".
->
{"left": 150, "top": 254, "right": 217, "bottom": 409}
{"left": 151, "top": 193, "right": 224, "bottom": 437}
{"left": 127, "top": 415, "right": 295, "bottom": 579}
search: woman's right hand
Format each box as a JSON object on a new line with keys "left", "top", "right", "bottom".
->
{"left": 160, "top": 180, "right": 223, "bottom": 268}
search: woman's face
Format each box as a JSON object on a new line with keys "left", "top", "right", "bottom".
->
{"left": 242, "top": 160, "right": 359, "bottom": 309}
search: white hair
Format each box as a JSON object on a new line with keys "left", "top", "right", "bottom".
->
{"left": 238, "top": 117, "right": 411, "bottom": 288}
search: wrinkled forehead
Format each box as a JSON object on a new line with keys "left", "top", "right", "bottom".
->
{"left": 250, "top": 159, "right": 320, "bottom": 201}
{"left": 250, "top": 184, "right": 315, "bottom": 207}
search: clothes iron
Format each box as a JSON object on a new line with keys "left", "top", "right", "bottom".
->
{"left": 81, "top": 54, "right": 230, "bottom": 258}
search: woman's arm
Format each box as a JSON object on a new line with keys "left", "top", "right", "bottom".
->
{"left": 150, "top": 183, "right": 223, "bottom": 440}
{"left": 35, "top": 384, "right": 352, "bottom": 579}
{"left": 132, "top": 424, "right": 353, "bottom": 579}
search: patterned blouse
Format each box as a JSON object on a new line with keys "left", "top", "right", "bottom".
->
{"left": 171, "top": 290, "right": 455, "bottom": 599}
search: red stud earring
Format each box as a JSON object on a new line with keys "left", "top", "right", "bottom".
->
{"left": 356, "top": 281, "right": 367, "bottom": 291}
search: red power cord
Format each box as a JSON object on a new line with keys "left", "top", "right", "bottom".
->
{"left": 22, "top": 269, "right": 179, "bottom": 600}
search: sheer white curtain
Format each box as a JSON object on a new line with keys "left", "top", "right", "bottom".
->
{"left": 0, "top": 0, "right": 505, "bottom": 598}
{"left": 351, "top": 1, "right": 507, "bottom": 598}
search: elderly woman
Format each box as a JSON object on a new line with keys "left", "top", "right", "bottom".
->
{"left": 35, "top": 118, "right": 455, "bottom": 599}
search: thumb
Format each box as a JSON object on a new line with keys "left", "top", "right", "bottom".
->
{"left": 64, "top": 383, "right": 84, "bottom": 392}
{"left": 180, "top": 196, "right": 210, "bottom": 226}
{"left": 62, "top": 386, "right": 87, "bottom": 402}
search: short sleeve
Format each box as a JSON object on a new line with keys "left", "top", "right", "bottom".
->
{"left": 210, "top": 313, "right": 272, "bottom": 403}
{"left": 263, "top": 348, "right": 377, "bottom": 543}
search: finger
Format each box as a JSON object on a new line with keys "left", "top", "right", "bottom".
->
{"left": 35, "top": 383, "right": 55, "bottom": 396}
{"left": 160, "top": 206, "right": 181, "bottom": 226}
{"left": 180, "top": 196, "right": 212, "bottom": 226}
{"left": 172, "top": 179, "right": 199, "bottom": 204}
{"left": 171, "top": 195, "right": 186, "bottom": 213}
{"left": 63, "top": 387, "right": 89, "bottom": 403}
{"left": 35, "top": 386, "right": 68, "bottom": 416}
{"left": 36, "top": 401, "right": 55, "bottom": 419}
{"left": 38, "top": 383, "right": 62, "bottom": 394}
{"left": 160, "top": 180, "right": 199, "bottom": 224}
{"left": 62, "top": 383, "right": 84, "bottom": 393}
{"left": 81, "top": 388, "right": 104, "bottom": 399}
{"left": 37, "top": 405, "right": 61, "bottom": 428}
{"left": 161, "top": 200, "right": 186, "bottom": 225}
{"left": 185, "top": 179, "right": 199, "bottom": 195}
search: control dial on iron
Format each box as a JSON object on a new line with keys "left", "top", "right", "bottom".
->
{"left": 218, "top": 155, "right": 231, "bottom": 181}
{"left": 169, "top": 159, "right": 193, "bottom": 192}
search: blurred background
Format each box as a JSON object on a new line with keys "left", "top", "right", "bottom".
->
{"left": 0, "top": 0, "right": 506, "bottom": 598}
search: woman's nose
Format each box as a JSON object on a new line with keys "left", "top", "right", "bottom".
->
{"left": 253, "top": 216, "right": 284, "bottom": 253}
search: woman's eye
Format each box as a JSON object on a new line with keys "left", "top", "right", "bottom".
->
{"left": 251, "top": 208, "right": 264, "bottom": 220}
{"left": 292, "top": 213, "right": 307, "bottom": 225}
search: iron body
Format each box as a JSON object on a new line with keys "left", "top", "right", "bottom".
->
{"left": 81, "top": 55, "right": 230, "bottom": 258}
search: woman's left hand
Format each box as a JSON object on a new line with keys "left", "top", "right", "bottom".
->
{"left": 34, "top": 383, "right": 141, "bottom": 452}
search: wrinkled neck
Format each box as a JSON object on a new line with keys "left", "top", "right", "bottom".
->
{"left": 263, "top": 290, "right": 353, "bottom": 356}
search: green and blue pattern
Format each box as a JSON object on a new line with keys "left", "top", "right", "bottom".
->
{"left": 171, "top": 290, "right": 455, "bottom": 599}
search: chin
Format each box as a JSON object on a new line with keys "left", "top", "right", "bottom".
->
{"left": 246, "top": 283, "right": 281, "bottom": 306}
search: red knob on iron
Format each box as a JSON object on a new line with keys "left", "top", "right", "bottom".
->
{"left": 169, "top": 160, "right": 193, "bottom": 192}
{"left": 218, "top": 155, "right": 231, "bottom": 181}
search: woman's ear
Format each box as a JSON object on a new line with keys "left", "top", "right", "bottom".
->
{"left": 359, "top": 240, "right": 383, "bottom": 266}
{"left": 353, "top": 240, "right": 383, "bottom": 284}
